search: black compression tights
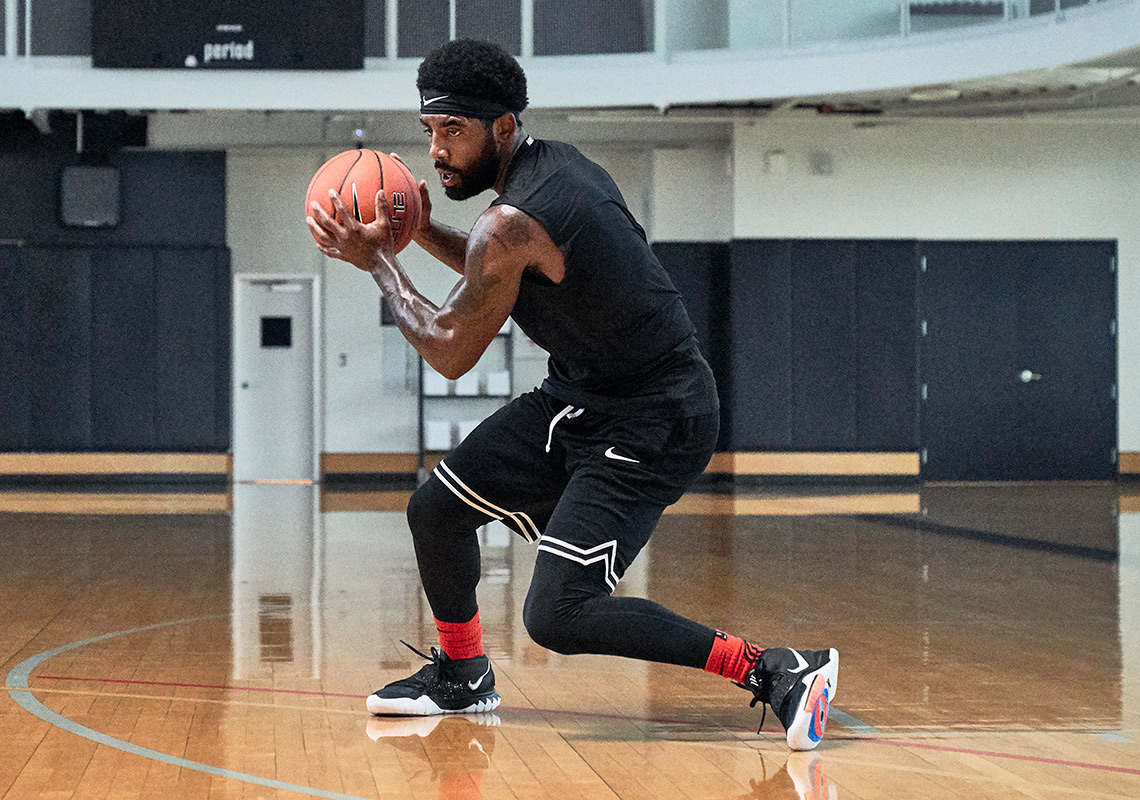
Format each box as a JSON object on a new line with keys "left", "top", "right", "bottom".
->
{"left": 405, "top": 477, "right": 717, "bottom": 669}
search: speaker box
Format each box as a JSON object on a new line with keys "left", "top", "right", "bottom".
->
{"left": 93, "top": 1, "right": 365, "bottom": 69}
{"left": 60, "top": 166, "right": 121, "bottom": 228}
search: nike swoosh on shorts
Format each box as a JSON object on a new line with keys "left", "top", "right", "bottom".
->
{"left": 604, "top": 447, "right": 640, "bottom": 464}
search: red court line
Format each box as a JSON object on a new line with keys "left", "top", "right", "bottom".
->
{"left": 32, "top": 675, "right": 1140, "bottom": 777}
{"left": 873, "top": 738, "right": 1140, "bottom": 776}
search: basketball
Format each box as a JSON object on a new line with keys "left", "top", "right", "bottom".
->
{"left": 305, "top": 149, "right": 422, "bottom": 253}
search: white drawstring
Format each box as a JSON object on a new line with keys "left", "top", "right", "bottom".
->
{"left": 545, "top": 405, "right": 583, "bottom": 453}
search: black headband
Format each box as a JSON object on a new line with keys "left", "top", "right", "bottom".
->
{"left": 419, "top": 89, "right": 518, "bottom": 119}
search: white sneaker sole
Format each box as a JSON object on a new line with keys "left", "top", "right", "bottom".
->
{"left": 365, "top": 692, "right": 500, "bottom": 716}
{"left": 785, "top": 649, "right": 839, "bottom": 751}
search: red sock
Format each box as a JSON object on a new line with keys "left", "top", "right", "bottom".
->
{"left": 704, "top": 631, "right": 763, "bottom": 684}
{"left": 435, "top": 611, "right": 484, "bottom": 660}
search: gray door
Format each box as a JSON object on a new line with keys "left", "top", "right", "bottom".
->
{"left": 233, "top": 276, "right": 318, "bottom": 482}
{"left": 920, "top": 241, "right": 1117, "bottom": 481}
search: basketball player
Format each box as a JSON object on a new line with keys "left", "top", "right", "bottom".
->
{"left": 307, "top": 39, "right": 838, "bottom": 750}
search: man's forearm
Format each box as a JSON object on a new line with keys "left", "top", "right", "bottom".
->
{"left": 415, "top": 219, "right": 469, "bottom": 275}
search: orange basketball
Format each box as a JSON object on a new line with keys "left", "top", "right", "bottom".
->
{"left": 305, "top": 149, "right": 422, "bottom": 253}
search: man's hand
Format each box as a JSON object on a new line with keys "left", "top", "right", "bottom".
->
{"left": 412, "top": 179, "right": 433, "bottom": 242}
{"left": 307, "top": 189, "right": 395, "bottom": 273}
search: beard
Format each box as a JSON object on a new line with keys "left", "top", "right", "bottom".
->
{"left": 439, "top": 129, "right": 500, "bottom": 201}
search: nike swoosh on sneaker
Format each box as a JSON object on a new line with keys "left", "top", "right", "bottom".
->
{"left": 468, "top": 663, "right": 492, "bottom": 691}
{"left": 604, "top": 446, "right": 640, "bottom": 464}
{"left": 788, "top": 649, "right": 810, "bottom": 674}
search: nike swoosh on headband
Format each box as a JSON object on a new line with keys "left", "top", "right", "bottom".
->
{"left": 421, "top": 94, "right": 450, "bottom": 105}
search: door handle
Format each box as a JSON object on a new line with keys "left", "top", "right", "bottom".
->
{"left": 1018, "top": 370, "right": 1042, "bottom": 383}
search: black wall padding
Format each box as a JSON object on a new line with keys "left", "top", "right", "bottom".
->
{"left": 0, "top": 245, "right": 230, "bottom": 453}
{"left": 727, "top": 239, "right": 920, "bottom": 452}
{"left": 155, "top": 249, "right": 229, "bottom": 451}
{"left": 91, "top": 249, "right": 157, "bottom": 449}
{"left": 855, "top": 240, "right": 920, "bottom": 450}
{"left": 653, "top": 241, "right": 732, "bottom": 449}
{"left": 728, "top": 240, "right": 794, "bottom": 450}
{"left": 27, "top": 248, "right": 94, "bottom": 450}
{"left": 0, "top": 247, "right": 30, "bottom": 449}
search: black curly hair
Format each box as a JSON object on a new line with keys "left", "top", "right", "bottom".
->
{"left": 416, "top": 39, "right": 528, "bottom": 116}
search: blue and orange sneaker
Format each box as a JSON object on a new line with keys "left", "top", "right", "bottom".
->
{"left": 742, "top": 648, "right": 839, "bottom": 750}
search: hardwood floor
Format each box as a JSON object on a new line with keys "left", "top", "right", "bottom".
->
{"left": 1, "top": 481, "right": 1137, "bottom": 799}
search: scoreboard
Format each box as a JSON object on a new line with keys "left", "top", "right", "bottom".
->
{"left": 93, "top": 1, "right": 365, "bottom": 70}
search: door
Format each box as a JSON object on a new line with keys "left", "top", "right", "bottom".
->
{"left": 920, "top": 241, "right": 1117, "bottom": 480}
{"left": 233, "top": 276, "right": 320, "bottom": 482}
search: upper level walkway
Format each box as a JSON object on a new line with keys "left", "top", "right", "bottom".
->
{"left": 1, "top": 0, "right": 1139, "bottom": 111}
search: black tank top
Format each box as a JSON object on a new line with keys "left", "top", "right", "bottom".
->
{"left": 491, "top": 137, "right": 717, "bottom": 417}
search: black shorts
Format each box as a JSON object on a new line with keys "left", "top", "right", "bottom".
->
{"left": 430, "top": 389, "right": 719, "bottom": 591}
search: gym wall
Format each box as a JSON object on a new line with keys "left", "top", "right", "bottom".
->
{"left": 0, "top": 149, "right": 230, "bottom": 453}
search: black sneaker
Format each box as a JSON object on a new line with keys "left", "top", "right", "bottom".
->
{"left": 741, "top": 648, "right": 839, "bottom": 750}
{"left": 366, "top": 641, "right": 500, "bottom": 716}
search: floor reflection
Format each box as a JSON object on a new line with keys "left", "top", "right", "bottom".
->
{"left": 735, "top": 752, "right": 836, "bottom": 800}
{"left": 4, "top": 480, "right": 1130, "bottom": 798}
{"left": 366, "top": 714, "right": 500, "bottom": 800}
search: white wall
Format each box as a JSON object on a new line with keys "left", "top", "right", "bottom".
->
{"left": 223, "top": 117, "right": 1140, "bottom": 455}
{"left": 651, "top": 145, "right": 734, "bottom": 242}
{"left": 733, "top": 117, "right": 1140, "bottom": 451}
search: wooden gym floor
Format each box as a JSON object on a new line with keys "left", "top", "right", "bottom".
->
{"left": 0, "top": 480, "right": 1138, "bottom": 799}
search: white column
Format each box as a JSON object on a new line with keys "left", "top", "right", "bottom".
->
{"left": 5, "top": 0, "right": 17, "bottom": 59}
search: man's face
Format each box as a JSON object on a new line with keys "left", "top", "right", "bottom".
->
{"left": 421, "top": 115, "right": 500, "bottom": 201}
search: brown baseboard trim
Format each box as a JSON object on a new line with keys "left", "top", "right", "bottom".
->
{"left": 1120, "top": 451, "right": 1140, "bottom": 475}
{"left": 320, "top": 451, "right": 921, "bottom": 478}
{"left": 321, "top": 452, "right": 444, "bottom": 476}
{"left": 705, "top": 452, "right": 921, "bottom": 476}
{"left": 0, "top": 453, "right": 231, "bottom": 475}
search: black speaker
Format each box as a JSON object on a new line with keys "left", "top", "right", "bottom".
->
{"left": 60, "top": 166, "right": 121, "bottom": 228}
{"left": 92, "top": 0, "right": 365, "bottom": 70}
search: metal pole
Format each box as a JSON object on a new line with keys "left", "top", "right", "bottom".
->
{"left": 23, "top": 0, "right": 29, "bottom": 56}
{"left": 4, "top": 0, "right": 16, "bottom": 59}
{"left": 654, "top": 0, "right": 667, "bottom": 60}
{"left": 386, "top": 0, "right": 398, "bottom": 60}
{"left": 520, "top": 0, "right": 534, "bottom": 58}
{"left": 783, "top": 0, "right": 792, "bottom": 47}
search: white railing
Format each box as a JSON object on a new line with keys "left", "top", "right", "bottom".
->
{"left": 0, "top": 0, "right": 1125, "bottom": 62}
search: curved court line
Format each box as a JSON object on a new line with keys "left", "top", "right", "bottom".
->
{"left": 4, "top": 615, "right": 374, "bottom": 800}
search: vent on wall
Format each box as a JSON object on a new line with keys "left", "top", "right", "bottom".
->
{"left": 59, "top": 165, "right": 121, "bottom": 228}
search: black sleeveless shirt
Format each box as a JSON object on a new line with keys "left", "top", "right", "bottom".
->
{"left": 491, "top": 137, "right": 717, "bottom": 418}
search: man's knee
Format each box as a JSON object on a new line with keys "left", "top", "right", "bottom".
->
{"left": 406, "top": 477, "right": 459, "bottom": 541}
{"left": 523, "top": 590, "right": 582, "bottom": 654}
{"left": 523, "top": 557, "right": 608, "bottom": 655}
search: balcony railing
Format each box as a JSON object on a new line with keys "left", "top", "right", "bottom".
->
{"left": 0, "top": 0, "right": 1126, "bottom": 63}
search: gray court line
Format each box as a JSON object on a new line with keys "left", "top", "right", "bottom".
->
{"left": 4, "top": 615, "right": 374, "bottom": 800}
{"left": 828, "top": 707, "right": 882, "bottom": 735}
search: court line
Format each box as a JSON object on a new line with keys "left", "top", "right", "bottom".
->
{"left": 35, "top": 674, "right": 362, "bottom": 699}
{"left": 870, "top": 738, "right": 1140, "bottom": 776}
{"left": 5, "top": 615, "right": 375, "bottom": 800}
{"left": 26, "top": 674, "right": 1140, "bottom": 779}
{"left": 4, "top": 685, "right": 361, "bottom": 716}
